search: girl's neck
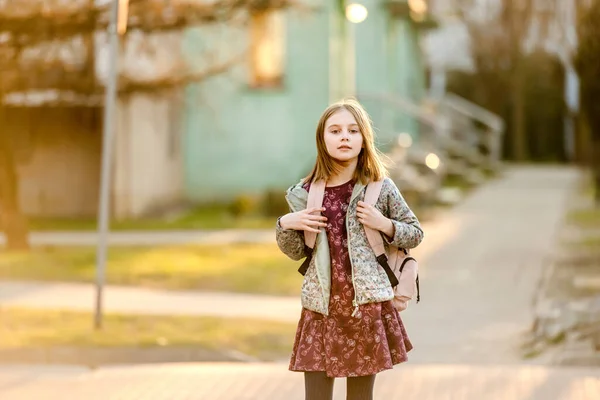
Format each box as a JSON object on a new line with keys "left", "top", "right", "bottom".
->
{"left": 327, "top": 159, "right": 357, "bottom": 187}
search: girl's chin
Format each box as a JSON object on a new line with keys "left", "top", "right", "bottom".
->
{"left": 332, "top": 155, "right": 359, "bottom": 165}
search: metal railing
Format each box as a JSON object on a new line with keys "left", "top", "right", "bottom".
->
{"left": 357, "top": 92, "right": 449, "bottom": 206}
{"left": 357, "top": 91, "right": 486, "bottom": 172}
{"left": 357, "top": 91, "right": 505, "bottom": 205}
{"left": 426, "top": 92, "right": 505, "bottom": 171}
{"left": 357, "top": 92, "right": 447, "bottom": 153}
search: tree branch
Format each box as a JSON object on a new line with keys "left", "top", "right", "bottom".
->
{"left": 0, "top": 0, "right": 303, "bottom": 101}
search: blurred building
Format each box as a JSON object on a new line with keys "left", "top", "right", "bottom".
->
{"left": 2, "top": 0, "right": 436, "bottom": 220}
{"left": 183, "top": 0, "right": 436, "bottom": 205}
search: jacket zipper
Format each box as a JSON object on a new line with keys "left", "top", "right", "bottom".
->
{"left": 288, "top": 182, "right": 367, "bottom": 317}
{"left": 347, "top": 200, "right": 360, "bottom": 318}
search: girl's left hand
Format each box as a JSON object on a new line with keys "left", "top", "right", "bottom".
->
{"left": 356, "top": 201, "right": 390, "bottom": 232}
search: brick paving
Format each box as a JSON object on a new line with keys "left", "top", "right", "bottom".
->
{"left": 0, "top": 229, "right": 275, "bottom": 247}
{"left": 0, "top": 363, "right": 599, "bottom": 400}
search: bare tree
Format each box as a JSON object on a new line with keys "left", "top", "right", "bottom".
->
{"left": 452, "top": 0, "right": 537, "bottom": 161}
{"left": 0, "top": 118, "right": 29, "bottom": 250}
{"left": 0, "top": 0, "right": 298, "bottom": 249}
{"left": 574, "top": 0, "right": 600, "bottom": 206}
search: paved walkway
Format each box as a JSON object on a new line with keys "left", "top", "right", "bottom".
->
{"left": 0, "top": 363, "right": 598, "bottom": 399}
{"left": 0, "top": 166, "right": 580, "bottom": 363}
{"left": 0, "top": 229, "right": 275, "bottom": 247}
{"left": 399, "top": 165, "right": 579, "bottom": 364}
{"left": 0, "top": 281, "right": 302, "bottom": 323}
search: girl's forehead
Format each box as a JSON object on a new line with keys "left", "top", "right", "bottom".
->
{"left": 326, "top": 109, "right": 358, "bottom": 126}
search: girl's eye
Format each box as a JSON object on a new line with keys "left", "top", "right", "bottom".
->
{"left": 331, "top": 130, "right": 340, "bottom": 134}
{"left": 351, "top": 129, "right": 359, "bottom": 134}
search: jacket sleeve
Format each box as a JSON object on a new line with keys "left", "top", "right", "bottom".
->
{"left": 275, "top": 216, "right": 306, "bottom": 261}
{"left": 382, "top": 178, "right": 424, "bottom": 249}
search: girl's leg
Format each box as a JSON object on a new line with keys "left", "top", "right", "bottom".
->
{"left": 346, "top": 374, "right": 376, "bottom": 400}
{"left": 304, "top": 371, "right": 334, "bottom": 400}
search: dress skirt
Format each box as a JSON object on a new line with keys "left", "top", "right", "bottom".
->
{"left": 289, "top": 179, "right": 413, "bottom": 378}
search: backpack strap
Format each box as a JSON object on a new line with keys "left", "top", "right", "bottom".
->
{"left": 298, "top": 179, "right": 326, "bottom": 276}
{"left": 363, "top": 180, "right": 400, "bottom": 287}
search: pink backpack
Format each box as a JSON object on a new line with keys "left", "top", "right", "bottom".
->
{"left": 300, "top": 180, "right": 420, "bottom": 312}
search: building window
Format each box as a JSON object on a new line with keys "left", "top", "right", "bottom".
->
{"left": 249, "top": 10, "right": 285, "bottom": 88}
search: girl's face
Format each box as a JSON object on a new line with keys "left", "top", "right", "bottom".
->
{"left": 323, "top": 109, "right": 363, "bottom": 163}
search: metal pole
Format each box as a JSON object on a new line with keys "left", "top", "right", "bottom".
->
{"left": 95, "top": 0, "right": 120, "bottom": 330}
{"left": 347, "top": 18, "right": 356, "bottom": 97}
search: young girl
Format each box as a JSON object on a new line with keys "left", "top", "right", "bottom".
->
{"left": 276, "top": 98, "right": 424, "bottom": 400}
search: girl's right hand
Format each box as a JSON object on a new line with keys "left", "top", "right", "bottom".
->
{"left": 279, "top": 207, "right": 328, "bottom": 233}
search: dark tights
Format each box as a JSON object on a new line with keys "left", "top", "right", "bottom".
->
{"left": 304, "top": 371, "right": 376, "bottom": 400}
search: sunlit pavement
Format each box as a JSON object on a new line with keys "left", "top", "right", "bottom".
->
{"left": 0, "top": 362, "right": 599, "bottom": 400}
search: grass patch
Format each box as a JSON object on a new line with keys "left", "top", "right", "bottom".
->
{"left": 522, "top": 347, "right": 544, "bottom": 360}
{"left": 28, "top": 203, "right": 276, "bottom": 232}
{"left": 442, "top": 174, "right": 473, "bottom": 191}
{"left": 0, "top": 244, "right": 301, "bottom": 296}
{"left": 0, "top": 308, "right": 295, "bottom": 359}
{"left": 567, "top": 208, "right": 600, "bottom": 229}
{"left": 576, "top": 236, "right": 600, "bottom": 249}
{"left": 547, "top": 331, "right": 567, "bottom": 345}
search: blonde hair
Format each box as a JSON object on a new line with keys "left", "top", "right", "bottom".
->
{"left": 304, "top": 98, "right": 390, "bottom": 185}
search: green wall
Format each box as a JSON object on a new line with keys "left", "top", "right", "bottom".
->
{"left": 182, "top": 4, "right": 330, "bottom": 201}
{"left": 182, "top": 0, "right": 428, "bottom": 202}
{"left": 355, "top": 0, "right": 427, "bottom": 152}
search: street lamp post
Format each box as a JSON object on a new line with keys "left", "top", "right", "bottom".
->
{"left": 344, "top": 2, "right": 368, "bottom": 97}
{"left": 95, "top": 0, "right": 128, "bottom": 330}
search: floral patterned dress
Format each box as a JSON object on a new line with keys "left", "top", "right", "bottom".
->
{"left": 289, "top": 179, "right": 413, "bottom": 378}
